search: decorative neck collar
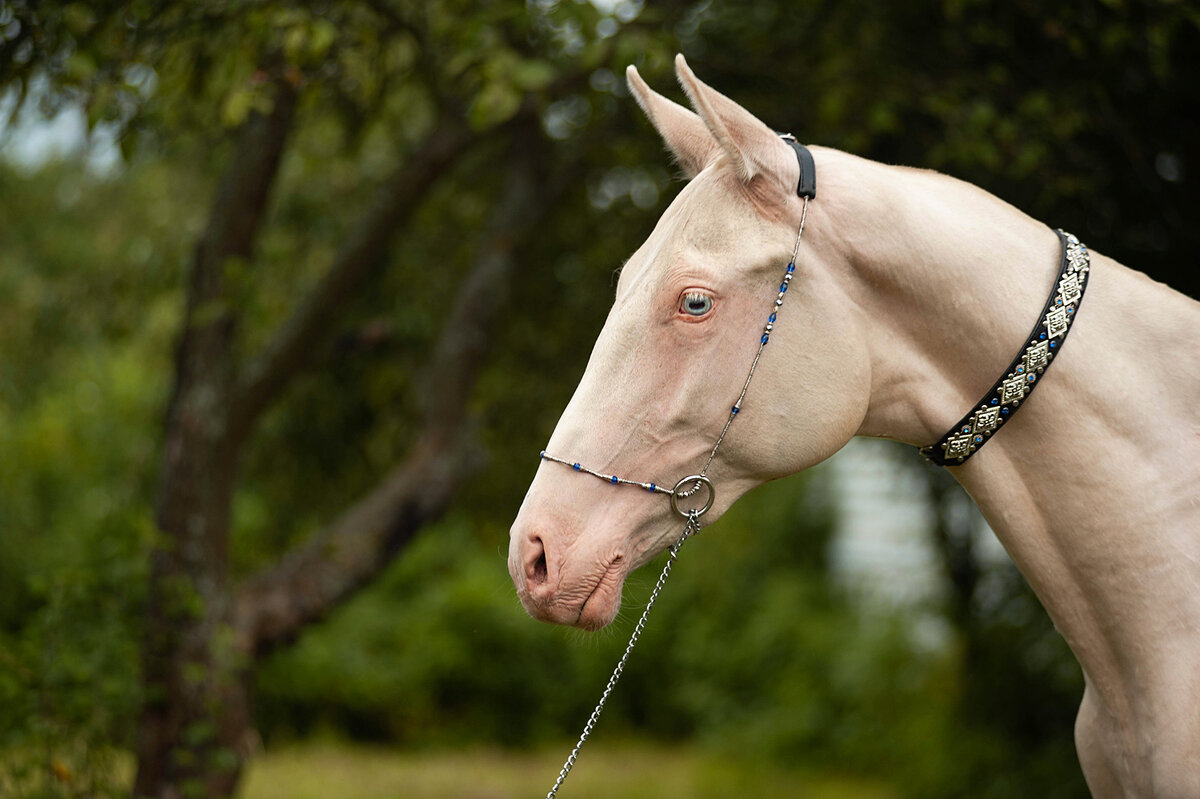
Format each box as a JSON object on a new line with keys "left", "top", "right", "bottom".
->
{"left": 921, "top": 229, "right": 1091, "bottom": 466}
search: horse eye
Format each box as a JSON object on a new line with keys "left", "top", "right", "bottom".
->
{"left": 681, "top": 292, "right": 714, "bottom": 317}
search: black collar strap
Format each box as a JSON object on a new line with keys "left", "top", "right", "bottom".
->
{"left": 780, "top": 134, "right": 816, "bottom": 199}
{"left": 921, "top": 229, "right": 1091, "bottom": 466}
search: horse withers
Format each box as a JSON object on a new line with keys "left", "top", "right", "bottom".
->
{"left": 508, "top": 55, "right": 1200, "bottom": 798}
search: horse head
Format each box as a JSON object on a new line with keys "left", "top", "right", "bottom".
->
{"left": 508, "top": 55, "right": 873, "bottom": 630}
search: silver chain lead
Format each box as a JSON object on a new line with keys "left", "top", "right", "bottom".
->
{"left": 544, "top": 512, "right": 701, "bottom": 799}
{"left": 540, "top": 196, "right": 810, "bottom": 797}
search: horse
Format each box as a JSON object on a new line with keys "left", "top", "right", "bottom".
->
{"left": 507, "top": 54, "right": 1200, "bottom": 797}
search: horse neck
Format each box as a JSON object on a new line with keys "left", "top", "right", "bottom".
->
{"left": 807, "top": 150, "right": 1063, "bottom": 446}
{"left": 813, "top": 147, "right": 1200, "bottom": 733}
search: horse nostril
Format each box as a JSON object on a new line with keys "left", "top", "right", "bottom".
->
{"left": 527, "top": 536, "right": 548, "bottom": 586}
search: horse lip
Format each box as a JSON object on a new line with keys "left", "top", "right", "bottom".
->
{"left": 574, "top": 555, "right": 626, "bottom": 630}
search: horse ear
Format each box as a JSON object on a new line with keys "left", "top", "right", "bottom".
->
{"left": 626, "top": 64, "right": 719, "bottom": 179}
{"left": 674, "top": 54, "right": 793, "bottom": 188}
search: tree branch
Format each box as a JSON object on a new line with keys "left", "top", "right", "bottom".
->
{"left": 232, "top": 129, "right": 551, "bottom": 657}
{"left": 227, "top": 112, "right": 473, "bottom": 440}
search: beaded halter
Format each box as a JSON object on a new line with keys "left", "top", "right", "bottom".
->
{"left": 536, "top": 134, "right": 815, "bottom": 798}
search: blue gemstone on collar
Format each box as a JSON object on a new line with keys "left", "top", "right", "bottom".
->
{"left": 991, "top": 398, "right": 999, "bottom": 405}
{"left": 1050, "top": 341, "right": 1057, "bottom": 348}
{"left": 1001, "top": 408, "right": 1010, "bottom": 415}
{"left": 1039, "top": 332, "right": 1047, "bottom": 340}
{"left": 974, "top": 435, "right": 983, "bottom": 443}
{"left": 962, "top": 426, "right": 970, "bottom": 433}
{"left": 1027, "top": 374, "right": 1035, "bottom": 381}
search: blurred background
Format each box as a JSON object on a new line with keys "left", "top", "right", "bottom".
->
{"left": 1, "top": 1, "right": 1196, "bottom": 797}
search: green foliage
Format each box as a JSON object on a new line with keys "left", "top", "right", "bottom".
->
{"left": 0, "top": 161, "right": 180, "bottom": 796}
{"left": 255, "top": 475, "right": 846, "bottom": 749}
{"left": 256, "top": 475, "right": 1084, "bottom": 796}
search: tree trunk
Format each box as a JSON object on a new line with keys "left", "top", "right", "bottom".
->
{"left": 133, "top": 78, "right": 297, "bottom": 799}
{"left": 133, "top": 101, "right": 544, "bottom": 796}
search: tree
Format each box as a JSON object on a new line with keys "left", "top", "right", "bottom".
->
{"left": 1, "top": 1, "right": 683, "bottom": 795}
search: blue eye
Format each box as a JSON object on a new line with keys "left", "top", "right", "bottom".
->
{"left": 682, "top": 292, "right": 713, "bottom": 317}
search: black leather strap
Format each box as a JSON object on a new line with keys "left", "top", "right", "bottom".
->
{"left": 780, "top": 134, "right": 816, "bottom": 199}
{"left": 920, "top": 229, "right": 1091, "bottom": 467}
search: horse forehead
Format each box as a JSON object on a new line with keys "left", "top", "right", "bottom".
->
{"left": 668, "top": 168, "right": 767, "bottom": 248}
{"left": 620, "top": 172, "right": 771, "bottom": 294}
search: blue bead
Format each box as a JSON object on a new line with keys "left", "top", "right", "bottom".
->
{"left": 731, "top": 406, "right": 740, "bottom": 414}
{"left": 779, "top": 283, "right": 788, "bottom": 292}
{"left": 611, "top": 476, "right": 618, "bottom": 484}
{"left": 648, "top": 483, "right": 656, "bottom": 492}
{"left": 768, "top": 313, "right": 777, "bottom": 323}
{"left": 761, "top": 334, "right": 769, "bottom": 344}
{"left": 540, "top": 451, "right": 546, "bottom": 459}
{"left": 787, "top": 263, "right": 795, "bottom": 272}
{"left": 573, "top": 463, "right": 580, "bottom": 470}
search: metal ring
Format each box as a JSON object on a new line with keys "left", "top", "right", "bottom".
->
{"left": 669, "top": 475, "right": 715, "bottom": 519}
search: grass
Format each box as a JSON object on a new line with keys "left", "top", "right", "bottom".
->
{"left": 240, "top": 740, "right": 899, "bottom": 799}
{"left": 3, "top": 739, "right": 899, "bottom": 798}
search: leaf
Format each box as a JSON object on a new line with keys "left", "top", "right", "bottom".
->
{"left": 64, "top": 51, "right": 97, "bottom": 82}
{"left": 62, "top": 3, "right": 97, "bottom": 35}
{"left": 468, "top": 80, "right": 522, "bottom": 130}
{"left": 221, "top": 86, "right": 254, "bottom": 128}
{"left": 511, "top": 58, "right": 556, "bottom": 91}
